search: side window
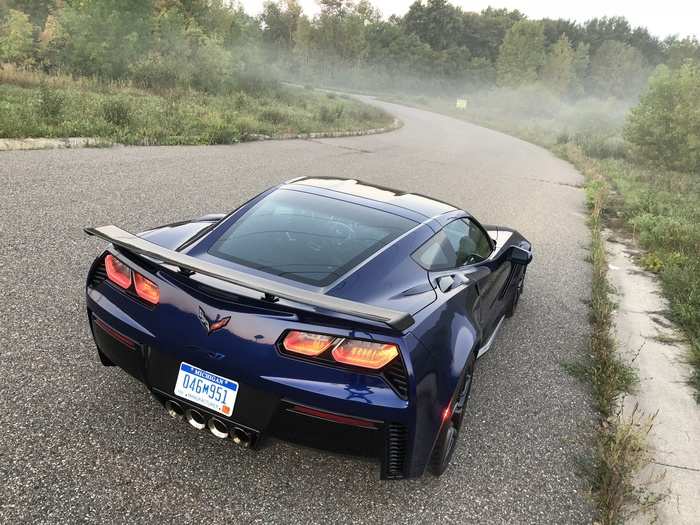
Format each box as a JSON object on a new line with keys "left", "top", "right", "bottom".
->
{"left": 413, "top": 219, "right": 492, "bottom": 270}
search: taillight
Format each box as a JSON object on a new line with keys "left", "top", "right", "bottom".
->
{"left": 280, "top": 330, "right": 400, "bottom": 370}
{"left": 332, "top": 340, "right": 399, "bottom": 370}
{"left": 105, "top": 254, "right": 132, "bottom": 289}
{"left": 103, "top": 254, "right": 159, "bottom": 305}
{"left": 282, "top": 331, "right": 335, "bottom": 356}
{"left": 134, "top": 272, "right": 160, "bottom": 304}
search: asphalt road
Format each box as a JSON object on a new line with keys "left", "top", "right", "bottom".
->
{"left": 0, "top": 99, "right": 595, "bottom": 524}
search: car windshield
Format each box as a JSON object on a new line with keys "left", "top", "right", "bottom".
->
{"left": 208, "top": 189, "right": 417, "bottom": 286}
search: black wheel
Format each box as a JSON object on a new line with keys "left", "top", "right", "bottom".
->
{"left": 429, "top": 355, "right": 476, "bottom": 476}
{"left": 506, "top": 269, "right": 526, "bottom": 318}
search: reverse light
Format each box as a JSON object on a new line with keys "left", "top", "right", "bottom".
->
{"left": 105, "top": 254, "right": 132, "bottom": 289}
{"left": 134, "top": 272, "right": 160, "bottom": 304}
{"left": 332, "top": 340, "right": 399, "bottom": 370}
{"left": 282, "top": 331, "right": 336, "bottom": 356}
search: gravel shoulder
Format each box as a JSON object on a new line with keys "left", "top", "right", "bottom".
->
{"left": 0, "top": 99, "right": 595, "bottom": 524}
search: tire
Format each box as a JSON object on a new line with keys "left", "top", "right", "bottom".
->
{"left": 505, "top": 268, "right": 526, "bottom": 318}
{"left": 429, "top": 354, "right": 476, "bottom": 476}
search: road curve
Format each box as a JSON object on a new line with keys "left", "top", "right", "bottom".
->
{"left": 0, "top": 99, "right": 595, "bottom": 524}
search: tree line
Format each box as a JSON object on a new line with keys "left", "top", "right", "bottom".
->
{"left": 1, "top": 0, "right": 699, "bottom": 98}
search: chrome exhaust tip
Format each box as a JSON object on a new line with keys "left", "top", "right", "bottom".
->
{"left": 164, "top": 400, "right": 184, "bottom": 419}
{"left": 185, "top": 408, "right": 206, "bottom": 430}
{"left": 231, "top": 427, "right": 251, "bottom": 447}
{"left": 207, "top": 418, "right": 229, "bottom": 439}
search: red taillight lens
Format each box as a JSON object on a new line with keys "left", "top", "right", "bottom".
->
{"left": 332, "top": 340, "right": 399, "bottom": 370}
{"left": 134, "top": 272, "right": 160, "bottom": 304}
{"left": 105, "top": 254, "right": 132, "bottom": 289}
{"left": 282, "top": 331, "right": 335, "bottom": 356}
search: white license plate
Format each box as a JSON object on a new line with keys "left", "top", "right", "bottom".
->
{"left": 174, "top": 362, "right": 238, "bottom": 417}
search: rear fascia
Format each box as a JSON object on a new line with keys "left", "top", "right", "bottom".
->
{"left": 85, "top": 249, "right": 422, "bottom": 478}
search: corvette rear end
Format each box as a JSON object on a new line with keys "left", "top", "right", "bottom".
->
{"left": 85, "top": 178, "right": 532, "bottom": 479}
{"left": 87, "top": 248, "right": 415, "bottom": 477}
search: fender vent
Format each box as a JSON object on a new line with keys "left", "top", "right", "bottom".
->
{"left": 383, "top": 358, "right": 409, "bottom": 399}
{"left": 89, "top": 258, "right": 107, "bottom": 288}
{"left": 383, "top": 423, "right": 407, "bottom": 479}
{"left": 499, "top": 264, "right": 523, "bottom": 300}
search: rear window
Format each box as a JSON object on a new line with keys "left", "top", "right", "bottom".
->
{"left": 208, "top": 189, "right": 417, "bottom": 286}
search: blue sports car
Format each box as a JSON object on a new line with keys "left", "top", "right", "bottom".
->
{"left": 85, "top": 177, "right": 532, "bottom": 479}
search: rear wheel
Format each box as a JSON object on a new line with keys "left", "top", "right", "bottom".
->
{"left": 429, "top": 355, "right": 476, "bottom": 476}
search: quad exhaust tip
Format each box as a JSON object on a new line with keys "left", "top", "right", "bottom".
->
{"left": 165, "top": 400, "right": 184, "bottom": 419}
{"left": 231, "top": 427, "right": 251, "bottom": 447}
{"left": 185, "top": 408, "right": 206, "bottom": 430}
{"left": 207, "top": 417, "right": 229, "bottom": 439}
{"left": 165, "top": 401, "right": 254, "bottom": 447}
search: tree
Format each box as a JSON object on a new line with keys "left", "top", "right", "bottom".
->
{"left": 541, "top": 33, "right": 574, "bottom": 96}
{"left": 583, "top": 16, "right": 633, "bottom": 53}
{"left": 55, "top": 0, "right": 153, "bottom": 79}
{"left": 541, "top": 17, "right": 583, "bottom": 48}
{"left": 403, "top": 0, "right": 464, "bottom": 51}
{"left": 664, "top": 36, "right": 700, "bottom": 69}
{"left": 624, "top": 63, "right": 700, "bottom": 173}
{"left": 261, "top": 0, "right": 302, "bottom": 50}
{"left": 4, "top": 0, "right": 54, "bottom": 29}
{"left": 0, "top": 9, "right": 35, "bottom": 65}
{"left": 496, "top": 20, "right": 545, "bottom": 87}
{"left": 589, "top": 39, "right": 647, "bottom": 98}
{"left": 461, "top": 7, "right": 523, "bottom": 61}
{"left": 314, "top": 0, "right": 371, "bottom": 66}
{"left": 571, "top": 42, "right": 590, "bottom": 97}
{"left": 629, "top": 26, "right": 662, "bottom": 65}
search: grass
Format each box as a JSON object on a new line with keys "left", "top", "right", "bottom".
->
{"left": 601, "top": 161, "right": 700, "bottom": 399}
{"left": 0, "top": 67, "right": 393, "bottom": 145}
{"left": 562, "top": 144, "right": 654, "bottom": 524}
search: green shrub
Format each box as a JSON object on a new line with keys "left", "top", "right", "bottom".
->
{"left": 233, "top": 92, "right": 250, "bottom": 110}
{"left": 319, "top": 104, "right": 344, "bottom": 124}
{"left": 38, "top": 84, "right": 64, "bottom": 121}
{"left": 0, "top": 9, "right": 35, "bottom": 65}
{"left": 259, "top": 107, "right": 291, "bottom": 126}
{"left": 100, "top": 97, "right": 132, "bottom": 127}
{"left": 207, "top": 125, "right": 239, "bottom": 145}
{"left": 624, "top": 63, "right": 700, "bottom": 173}
{"left": 235, "top": 116, "right": 261, "bottom": 139}
{"left": 129, "top": 53, "right": 183, "bottom": 90}
{"left": 639, "top": 252, "right": 663, "bottom": 273}
{"left": 574, "top": 133, "right": 626, "bottom": 160}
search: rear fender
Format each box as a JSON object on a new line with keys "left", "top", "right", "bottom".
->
{"left": 405, "top": 296, "right": 479, "bottom": 476}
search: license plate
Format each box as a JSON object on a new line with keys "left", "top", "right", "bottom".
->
{"left": 174, "top": 362, "right": 238, "bottom": 417}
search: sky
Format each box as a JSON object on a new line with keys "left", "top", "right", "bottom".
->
{"left": 238, "top": 0, "right": 699, "bottom": 39}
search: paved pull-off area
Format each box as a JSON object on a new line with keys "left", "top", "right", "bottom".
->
{"left": 0, "top": 99, "right": 595, "bottom": 523}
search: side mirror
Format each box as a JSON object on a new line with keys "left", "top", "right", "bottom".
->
{"left": 508, "top": 246, "right": 532, "bottom": 265}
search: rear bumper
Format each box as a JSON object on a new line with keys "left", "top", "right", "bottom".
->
{"left": 87, "top": 292, "right": 416, "bottom": 479}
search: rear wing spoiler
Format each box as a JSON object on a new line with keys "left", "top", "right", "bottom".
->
{"left": 84, "top": 225, "right": 414, "bottom": 331}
